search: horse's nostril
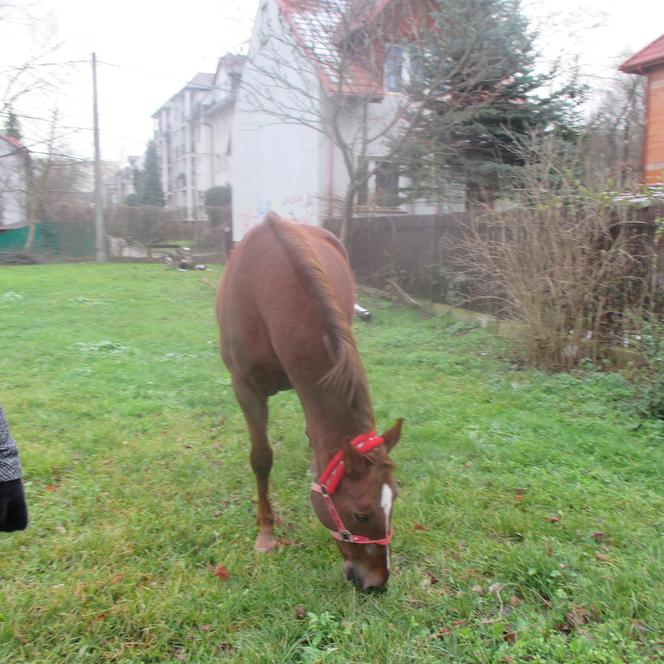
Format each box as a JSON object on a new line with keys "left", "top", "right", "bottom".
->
{"left": 345, "top": 566, "right": 362, "bottom": 588}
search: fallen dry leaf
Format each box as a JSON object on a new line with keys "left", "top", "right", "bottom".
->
{"left": 471, "top": 584, "right": 484, "bottom": 595}
{"left": 45, "top": 484, "right": 60, "bottom": 492}
{"left": 546, "top": 516, "right": 560, "bottom": 523}
{"left": 566, "top": 606, "right": 590, "bottom": 628}
{"left": 200, "top": 624, "right": 212, "bottom": 632}
{"left": 503, "top": 630, "right": 517, "bottom": 644}
{"left": 557, "top": 605, "right": 592, "bottom": 633}
{"left": 413, "top": 523, "right": 428, "bottom": 531}
{"left": 630, "top": 620, "right": 648, "bottom": 635}
{"left": 212, "top": 564, "right": 230, "bottom": 581}
{"left": 294, "top": 605, "right": 306, "bottom": 620}
{"left": 514, "top": 493, "right": 525, "bottom": 504}
{"left": 592, "top": 531, "right": 606, "bottom": 541}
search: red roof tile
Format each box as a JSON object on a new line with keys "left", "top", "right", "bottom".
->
{"left": 620, "top": 33, "right": 664, "bottom": 73}
{"left": 0, "top": 135, "right": 26, "bottom": 151}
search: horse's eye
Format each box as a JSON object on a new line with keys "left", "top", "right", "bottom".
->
{"left": 353, "top": 511, "right": 372, "bottom": 522}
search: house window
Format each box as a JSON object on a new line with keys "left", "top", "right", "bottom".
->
{"left": 355, "top": 158, "right": 401, "bottom": 209}
{"left": 375, "top": 161, "right": 400, "bottom": 207}
{"left": 384, "top": 44, "right": 423, "bottom": 92}
{"left": 384, "top": 45, "right": 404, "bottom": 92}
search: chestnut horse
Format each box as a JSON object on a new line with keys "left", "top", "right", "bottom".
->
{"left": 216, "top": 212, "right": 402, "bottom": 590}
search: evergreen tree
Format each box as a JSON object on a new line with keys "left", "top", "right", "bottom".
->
{"left": 136, "top": 141, "right": 165, "bottom": 207}
{"left": 131, "top": 167, "right": 141, "bottom": 202}
{"left": 4, "top": 108, "right": 22, "bottom": 141}
{"left": 403, "top": 0, "right": 583, "bottom": 206}
{"left": 204, "top": 185, "right": 232, "bottom": 227}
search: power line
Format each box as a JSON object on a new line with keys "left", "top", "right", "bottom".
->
{"left": 0, "top": 60, "right": 90, "bottom": 76}
{"left": 97, "top": 59, "right": 213, "bottom": 87}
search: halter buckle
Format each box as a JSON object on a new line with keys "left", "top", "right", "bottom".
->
{"left": 340, "top": 530, "right": 352, "bottom": 542}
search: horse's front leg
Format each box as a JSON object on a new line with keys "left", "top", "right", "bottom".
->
{"left": 232, "top": 375, "right": 278, "bottom": 553}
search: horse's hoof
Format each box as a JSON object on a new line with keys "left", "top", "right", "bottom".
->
{"left": 255, "top": 532, "right": 278, "bottom": 553}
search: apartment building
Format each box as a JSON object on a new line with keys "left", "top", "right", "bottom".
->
{"left": 152, "top": 54, "right": 244, "bottom": 221}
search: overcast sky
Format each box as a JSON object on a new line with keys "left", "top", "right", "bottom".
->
{"left": 2, "top": 0, "right": 664, "bottom": 164}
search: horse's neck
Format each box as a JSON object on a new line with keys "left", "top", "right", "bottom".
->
{"left": 305, "top": 384, "right": 375, "bottom": 474}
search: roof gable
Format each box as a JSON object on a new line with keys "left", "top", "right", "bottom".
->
{"left": 620, "top": 33, "right": 664, "bottom": 73}
{"left": 276, "top": 0, "right": 385, "bottom": 97}
{"left": 188, "top": 72, "right": 215, "bottom": 88}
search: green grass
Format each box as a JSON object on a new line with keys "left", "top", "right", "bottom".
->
{"left": 0, "top": 263, "right": 662, "bottom": 663}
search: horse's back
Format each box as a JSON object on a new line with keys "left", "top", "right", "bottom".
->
{"left": 217, "top": 215, "right": 354, "bottom": 391}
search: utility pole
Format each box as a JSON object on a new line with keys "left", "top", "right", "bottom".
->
{"left": 92, "top": 52, "right": 106, "bottom": 261}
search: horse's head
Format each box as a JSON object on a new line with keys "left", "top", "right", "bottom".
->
{"left": 311, "top": 419, "right": 402, "bottom": 592}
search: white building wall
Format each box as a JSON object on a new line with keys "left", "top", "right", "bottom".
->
{"left": 232, "top": 0, "right": 323, "bottom": 241}
{"left": 208, "top": 109, "right": 233, "bottom": 187}
{"left": 233, "top": 1, "right": 464, "bottom": 240}
{"left": 334, "top": 92, "right": 464, "bottom": 215}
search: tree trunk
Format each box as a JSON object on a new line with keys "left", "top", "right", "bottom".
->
{"left": 339, "top": 187, "right": 355, "bottom": 248}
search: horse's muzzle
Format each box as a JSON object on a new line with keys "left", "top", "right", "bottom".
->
{"left": 344, "top": 562, "right": 389, "bottom": 593}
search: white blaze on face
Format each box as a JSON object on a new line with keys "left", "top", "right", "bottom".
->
{"left": 381, "top": 483, "right": 393, "bottom": 526}
{"left": 380, "top": 483, "right": 393, "bottom": 570}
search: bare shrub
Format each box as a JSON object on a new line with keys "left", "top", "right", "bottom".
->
{"left": 107, "top": 206, "right": 181, "bottom": 246}
{"left": 461, "top": 135, "right": 659, "bottom": 369}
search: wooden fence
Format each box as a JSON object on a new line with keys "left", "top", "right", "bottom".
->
{"left": 337, "top": 206, "right": 663, "bottom": 316}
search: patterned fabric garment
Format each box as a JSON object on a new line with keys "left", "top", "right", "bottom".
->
{"left": 0, "top": 406, "right": 22, "bottom": 482}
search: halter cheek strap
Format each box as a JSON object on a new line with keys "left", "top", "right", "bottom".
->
{"left": 311, "top": 432, "right": 394, "bottom": 546}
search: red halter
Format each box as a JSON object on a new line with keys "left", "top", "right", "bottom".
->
{"left": 311, "top": 432, "right": 394, "bottom": 546}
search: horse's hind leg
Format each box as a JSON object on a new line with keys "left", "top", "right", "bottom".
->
{"left": 232, "top": 375, "right": 278, "bottom": 553}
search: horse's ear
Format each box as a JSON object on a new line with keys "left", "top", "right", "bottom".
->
{"left": 381, "top": 418, "right": 403, "bottom": 452}
{"left": 341, "top": 437, "right": 367, "bottom": 478}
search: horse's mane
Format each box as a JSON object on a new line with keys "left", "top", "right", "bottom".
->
{"left": 265, "top": 213, "right": 373, "bottom": 423}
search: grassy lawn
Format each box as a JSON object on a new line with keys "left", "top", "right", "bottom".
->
{"left": 0, "top": 263, "right": 662, "bottom": 663}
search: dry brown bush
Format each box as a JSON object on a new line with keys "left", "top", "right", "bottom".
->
{"left": 461, "top": 136, "right": 660, "bottom": 369}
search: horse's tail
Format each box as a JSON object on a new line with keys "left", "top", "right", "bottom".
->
{"left": 264, "top": 212, "right": 361, "bottom": 402}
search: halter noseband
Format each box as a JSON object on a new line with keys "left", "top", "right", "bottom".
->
{"left": 311, "top": 432, "right": 394, "bottom": 546}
